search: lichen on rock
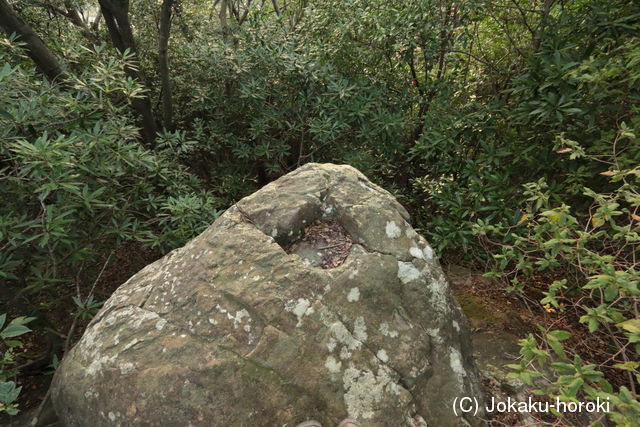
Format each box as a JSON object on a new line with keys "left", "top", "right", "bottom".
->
{"left": 51, "top": 163, "right": 484, "bottom": 426}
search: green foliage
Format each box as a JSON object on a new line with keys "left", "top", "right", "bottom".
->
{"left": 507, "top": 332, "right": 640, "bottom": 425}
{"left": 1, "top": 0, "right": 639, "bottom": 423}
{"left": 0, "top": 38, "right": 220, "bottom": 297}
{"left": 72, "top": 295, "right": 103, "bottom": 320}
{"left": 0, "top": 382, "right": 22, "bottom": 416}
{"left": 441, "top": 1, "right": 640, "bottom": 422}
{"left": 475, "top": 126, "right": 639, "bottom": 423}
{"left": 167, "top": 10, "right": 411, "bottom": 198}
{"left": 0, "top": 314, "right": 34, "bottom": 416}
{"left": 410, "top": 0, "right": 640, "bottom": 255}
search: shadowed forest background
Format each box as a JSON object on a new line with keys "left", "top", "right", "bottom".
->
{"left": 0, "top": 0, "right": 638, "bottom": 424}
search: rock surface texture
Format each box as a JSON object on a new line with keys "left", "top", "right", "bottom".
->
{"left": 51, "top": 163, "right": 484, "bottom": 426}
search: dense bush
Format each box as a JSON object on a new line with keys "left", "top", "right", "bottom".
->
{"left": 476, "top": 144, "right": 640, "bottom": 423}
{"left": 0, "top": 38, "right": 219, "bottom": 306}
{"left": 169, "top": 13, "right": 411, "bottom": 203}
{"left": 410, "top": 0, "right": 639, "bottom": 254}
{"left": 0, "top": 0, "right": 638, "bottom": 422}
{"left": 468, "top": 2, "right": 640, "bottom": 423}
{"left": 0, "top": 314, "right": 33, "bottom": 415}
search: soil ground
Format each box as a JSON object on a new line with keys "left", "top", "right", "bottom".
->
{"left": 446, "top": 264, "right": 609, "bottom": 426}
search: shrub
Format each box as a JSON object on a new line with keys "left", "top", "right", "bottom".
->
{"left": 474, "top": 128, "right": 639, "bottom": 423}
{"left": 0, "top": 314, "right": 34, "bottom": 416}
{"left": 0, "top": 38, "right": 220, "bottom": 300}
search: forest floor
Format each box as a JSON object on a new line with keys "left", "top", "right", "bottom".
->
{"left": 3, "top": 251, "right": 612, "bottom": 426}
{"left": 446, "top": 264, "right": 616, "bottom": 426}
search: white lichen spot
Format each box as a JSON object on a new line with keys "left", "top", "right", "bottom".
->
{"left": 342, "top": 365, "right": 398, "bottom": 419}
{"left": 376, "top": 349, "right": 389, "bottom": 363}
{"left": 453, "top": 320, "right": 460, "bottom": 332}
{"left": 405, "top": 228, "right": 418, "bottom": 239}
{"left": 108, "top": 411, "right": 116, "bottom": 421}
{"left": 271, "top": 228, "right": 277, "bottom": 237}
{"left": 86, "top": 354, "right": 117, "bottom": 377}
{"left": 426, "top": 328, "right": 444, "bottom": 345}
{"left": 325, "top": 356, "right": 342, "bottom": 373}
{"left": 243, "top": 324, "right": 251, "bottom": 333}
{"left": 285, "top": 298, "right": 315, "bottom": 327}
{"left": 427, "top": 277, "right": 451, "bottom": 314}
{"left": 340, "top": 346, "right": 352, "bottom": 360}
{"left": 247, "top": 332, "right": 257, "bottom": 345}
{"left": 329, "top": 322, "right": 361, "bottom": 351}
{"left": 327, "top": 337, "right": 337, "bottom": 352}
{"left": 397, "top": 261, "right": 421, "bottom": 284}
{"left": 233, "top": 309, "right": 251, "bottom": 328}
{"left": 348, "top": 269, "right": 359, "bottom": 280}
{"left": 252, "top": 275, "right": 261, "bottom": 281}
{"left": 353, "top": 316, "right": 367, "bottom": 342}
{"left": 120, "top": 362, "right": 135, "bottom": 374}
{"left": 155, "top": 319, "right": 167, "bottom": 331}
{"left": 378, "top": 322, "right": 399, "bottom": 338}
{"left": 449, "top": 347, "right": 467, "bottom": 388}
{"left": 347, "top": 287, "right": 360, "bottom": 302}
{"left": 422, "top": 245, "right": 434, "bottom": 260}
{"left": 208, "top": 318, "right": 218, "bottom": 325}
{"left": 385, "top": 221, "right": 401, "bottom": 238}
{"left": 129, "top": 310, "right": 159, "bottom": 328}
{"left": 409, "top": 247, "right": 425, "bottom": 259}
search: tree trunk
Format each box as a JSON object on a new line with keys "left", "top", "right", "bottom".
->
{"left": 0, "top": 0, "right": 64, "bottom": 82}
{"left": 158, "top": 0, "right": 174, "bottom": 131}
{"left": 218, "top": 0, "right": 230, "bottom": 44}
{"left": 98, "top": 0, "right": 158, "bottom": 148}
{"left": 533, "top": 0, "right": 553, "bottom": 53}
{"left": 271, "top": 0, "right": 281, "bottom": 17}
{"left": 61, "top": 0, "right": 100, "bottom": 44}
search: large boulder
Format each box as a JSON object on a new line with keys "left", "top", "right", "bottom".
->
{"left": 51, "top": 163, "right": 484, "bottom": 426}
